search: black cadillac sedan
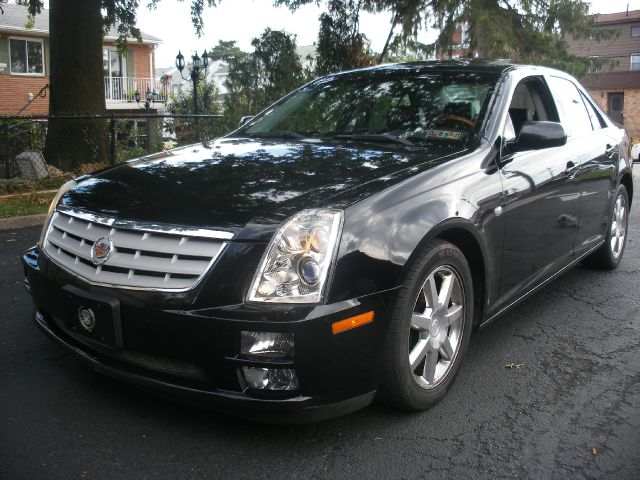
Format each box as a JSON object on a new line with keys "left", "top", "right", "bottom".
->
{"left": 23, "top": 61, "right": 633, "bottom": 422}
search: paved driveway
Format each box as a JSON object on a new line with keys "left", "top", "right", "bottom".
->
{"left": 1, "top": 167, "right": 639, "bottom": 479}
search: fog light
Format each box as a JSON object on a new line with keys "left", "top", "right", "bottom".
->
{"left": 242, "top": 367, "right": 300, "bottom": 391}
{"left": 241, "top": 331, "right": 295, "bottom": 358}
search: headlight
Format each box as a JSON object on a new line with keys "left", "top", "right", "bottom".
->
{"left": 248, "top": 209, "right": 343, "bottom": 303}
{"left": 38, "top": 179, "right": 77, "bottom": 248}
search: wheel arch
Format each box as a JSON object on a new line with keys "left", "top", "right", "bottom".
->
{"left": 407, "top": 219, "right": 490, "bottom": 326}
{"left": 620, "top": 171, "right": 633, "bottom": 207}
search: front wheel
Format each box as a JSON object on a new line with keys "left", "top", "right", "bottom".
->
{"left": 378, "top": 240, "right": 474, "bottom": 411}
{"left": 583, "top": 184, "right": 629, "bottom": 269}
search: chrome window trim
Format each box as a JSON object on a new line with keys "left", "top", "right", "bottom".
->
{"left": 57, "top": 205, "right": 235, "bottom": 240}
{"left": 43, "top": 207, "right": 231, "bottom": 293}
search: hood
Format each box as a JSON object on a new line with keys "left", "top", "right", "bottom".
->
{"left": 61, "top": 137, "right": 463, "bottom": 236}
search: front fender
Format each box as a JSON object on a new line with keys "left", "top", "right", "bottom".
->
{"left": 327, "top": 151, "right": 504, "bottom": 306}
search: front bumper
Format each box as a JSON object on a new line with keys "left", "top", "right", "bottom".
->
{"left": 23, "top": 246, "right": 397, "bottom": 422}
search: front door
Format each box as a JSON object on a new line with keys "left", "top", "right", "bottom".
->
{"left": 607, "top": 92, "right": 624, "bottom": 126}
{"left": 494, "top": 77, "right": 582, "bottom": 310}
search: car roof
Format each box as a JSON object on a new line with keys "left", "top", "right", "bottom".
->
{"left": 325, "top": 59, "right": 569, "bottom": 80}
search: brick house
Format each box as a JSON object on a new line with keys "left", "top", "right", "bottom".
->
{"left": 566, "top": 9, "right": 640, "bottom": 139}
{"left": 0, "top": 3, "right": 165, "bottom": 115}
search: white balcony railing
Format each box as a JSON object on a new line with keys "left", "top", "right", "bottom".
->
{"left": 104, "top": 77, "right": 171, "bottom": 103}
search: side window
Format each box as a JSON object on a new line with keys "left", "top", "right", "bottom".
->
{"left": 546, "top": 76, "right": 593, "bottom": 137}
{"left": 509, "top": 83, "right": 537, "bottom": 134}
{"left": 506, "top": 78, "right": 556, "bottom": 137}
{"left": 580, "top": 92, "right": 607, "bottom": 129}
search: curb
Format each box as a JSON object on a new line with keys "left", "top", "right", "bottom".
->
{"left": 0, "top": 214, "right": 46, "bottom": 230}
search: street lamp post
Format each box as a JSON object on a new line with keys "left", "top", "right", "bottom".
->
{"left": 134, "top": 86, "right": 155, "bottom": 153}
{"left": 176, "top": 49, "right": 210, "bottom": 141}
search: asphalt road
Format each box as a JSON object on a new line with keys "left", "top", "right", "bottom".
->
{"left": 1, "top": 168, "right": 639, "bottom": 479}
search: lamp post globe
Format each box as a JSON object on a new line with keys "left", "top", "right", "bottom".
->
{"left": 175, "top": 50, "right": 185, "bottom": 72}
{"left": 202, "top": 49, "right": 210, "bottom": 70}
{"left": 192, "top": 53, "right": 202, "bottom": 72}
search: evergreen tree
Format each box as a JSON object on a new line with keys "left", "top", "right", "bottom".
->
{"left": 315, "top": 0, "right": 375, "bottom": 75}
{"left": 222, "top": 29, "right": 305, "bottom": 131}
{"left": 278, "top": 0, "right": 616, "bottom": 76}
{"left": 209, "top": 40, "right": 245, "bottom": 61}
{"left": 167, "top": 77, "right": 225, "bottom": 142}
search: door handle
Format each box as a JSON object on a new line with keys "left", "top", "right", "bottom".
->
{"left": 565, "top": 161, "right": 579, "bottom": 178}
{"left": 605, "top": 144, "right": 617, "bottom": 158}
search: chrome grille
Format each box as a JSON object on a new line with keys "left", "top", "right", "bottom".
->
{"left": 43, "top": 209, "right": 231, "bottom": 291}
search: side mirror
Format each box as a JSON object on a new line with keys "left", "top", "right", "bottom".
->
{"left": 238, "top": 115, "right": 254, "bottom": 128}
{"left": 511, "top": 121, "right": 567, "bottom": 152}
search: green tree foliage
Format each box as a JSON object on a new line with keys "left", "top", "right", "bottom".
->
{"left": 278, "top": 0, "right": 615, "bottom": 76}
{"left": 425, "top": 0, "right": 617, "bottom": 76}
{"left": 222, "top": 29, "right": 305, "bottom": 130}
{"left": 209, "top": 40, "right": 245, "bottom": 60}
{"left": 167, "top": 76, "right": 226, "bottom": 142}
{"left": 315, "top": 0, "right": 375, "bottom": 75}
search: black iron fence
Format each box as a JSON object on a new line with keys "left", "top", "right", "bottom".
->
{"left": 0, "top": 113, "right": 225, "bottom": 179}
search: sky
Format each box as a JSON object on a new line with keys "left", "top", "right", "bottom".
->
{"left": 136, "top": 0, "right": 640, "bottom": 68}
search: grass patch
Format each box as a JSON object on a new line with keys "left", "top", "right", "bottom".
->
{"left": 0, "top": 176, "right": 72, "bottom": 196}
{"left": 0, "top": 191, "right": 55, "bottom": 218}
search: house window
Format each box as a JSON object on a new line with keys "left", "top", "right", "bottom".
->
{"left": 103, "top": 48, "right": 125, "bottom": 78}
{"left": 588, "top": 56, "right": 602, "bottom": 73}
{"left": 9, "top": 38, "right": 44, "bottom": 75}
{"left": 103, "top": 49, "right": 127, "bottom": 101}
{"left": 631, "top": 53, "right": 640, "bottom": 71}
{"left": 632, "top": 26, "right": 640, "bottom": 37}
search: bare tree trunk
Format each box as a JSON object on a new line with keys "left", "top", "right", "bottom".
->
{"left": 377, "top": 14, "right": 398, "bottom": 64}
{"left": 44, "top": 0, "right": 107, "bottom": 170}
{"left": 472, "top": 0, "right": 488, "bottom": 59}
{"left": 476, "top": 22, "right": 486, "bottom": 59}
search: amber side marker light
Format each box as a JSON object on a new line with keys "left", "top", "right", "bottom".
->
{"left": 332, "top": 311, "right": 375, "bottom": 334}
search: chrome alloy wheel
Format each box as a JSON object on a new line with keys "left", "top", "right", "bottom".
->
{"left": 610, "top": 193, "right": 627, "bottom": 259}
{"left": 408, "top": 265, "right": 464, "bottom": 389}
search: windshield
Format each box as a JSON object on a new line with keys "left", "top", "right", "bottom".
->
{"left": 235, "top": 71, "right": 498, "bottom": 146}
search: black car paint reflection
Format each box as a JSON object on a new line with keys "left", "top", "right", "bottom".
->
{"left": 63, "top": 139, "right": 463, "bottom": 234}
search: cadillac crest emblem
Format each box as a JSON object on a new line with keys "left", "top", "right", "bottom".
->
{"left": 91, "top": 236, "right": 113, "bottom": 265}
{"left": 77, "top": 307, "right": 96, "bottom": 332}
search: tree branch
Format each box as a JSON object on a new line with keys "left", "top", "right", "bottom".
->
{"left": 377, "top": 12, "right": 399, "bottom": 64}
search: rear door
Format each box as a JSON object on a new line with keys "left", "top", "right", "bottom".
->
{"left": 546, "top": 76, "right": 617, "bottom": 256}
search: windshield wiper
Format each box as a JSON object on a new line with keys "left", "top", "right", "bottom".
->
{"left": 245, "top": 131, "right": 306, "bottom": 140}
{"left": 333, "top": 133, "right": 414, "bottom": 146}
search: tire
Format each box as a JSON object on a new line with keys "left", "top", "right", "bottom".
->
{"left": 377, "top": 240, "right": 474, "bottom": 411}
{"left": 583, "top": 184, "right": 629, "bottom": 270}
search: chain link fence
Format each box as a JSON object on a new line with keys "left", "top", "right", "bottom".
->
{"left": 0, "top": 114, "right": 225, "bottom": 180}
